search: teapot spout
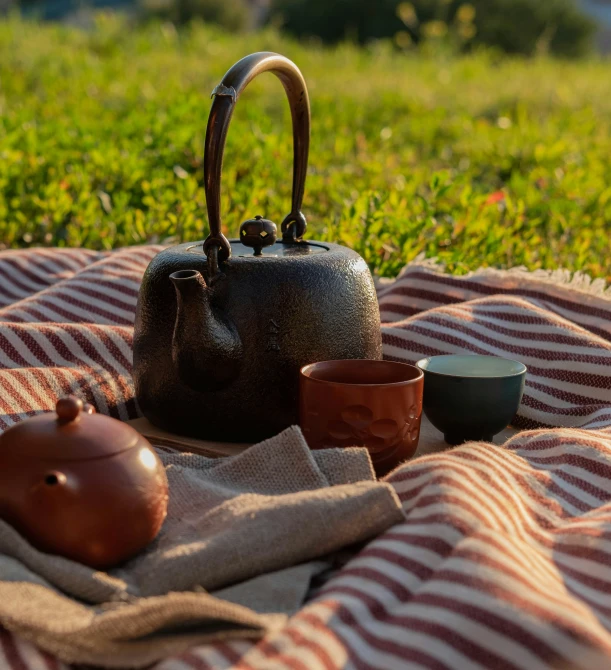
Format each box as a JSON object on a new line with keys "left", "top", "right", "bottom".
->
{"left": 169, "top": 270, "right": 242, "bottom": 392}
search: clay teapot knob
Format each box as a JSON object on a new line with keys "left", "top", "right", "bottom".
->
{"left": 55, "top": 397, "right": 95, "bottom": 422}
{"left": 55, "top": 396, "right": 84, "bottom": 423}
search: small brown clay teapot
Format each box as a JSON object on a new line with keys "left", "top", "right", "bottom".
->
{"left": 0, "top": 397, "right": 168, "bottom": 570}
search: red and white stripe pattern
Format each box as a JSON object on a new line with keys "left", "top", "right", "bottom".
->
{"left": 0, "top": 246, "right": 162, "bottom": 429}
{"left": 1, "top": 248, "right": 611, "bottom": 669}
{"left": 379, "top": 264, "right": 611, "bottom": 432}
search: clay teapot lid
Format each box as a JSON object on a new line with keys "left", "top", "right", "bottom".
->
{"left": 1, "top": 397, "right": 146, "bottom": 461}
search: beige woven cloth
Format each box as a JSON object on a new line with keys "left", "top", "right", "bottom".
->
{"left": 0, "top": 426, "right": 404, "bottom": 668}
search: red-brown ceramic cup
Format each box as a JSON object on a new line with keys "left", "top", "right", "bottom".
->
{"left": 300, "top": 359, "right": 424, "bottom": 477}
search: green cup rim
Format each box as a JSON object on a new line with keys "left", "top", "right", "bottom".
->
{"left": 416, "top": 354, "right": 527, "bottom": 380}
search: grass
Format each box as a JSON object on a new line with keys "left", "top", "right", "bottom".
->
{"left": 1, "top": 14, "right": 611, "bottom": 279}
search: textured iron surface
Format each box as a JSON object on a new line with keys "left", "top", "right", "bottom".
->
{"left": 133, "top": 240, "right": 382, "bottom": 442}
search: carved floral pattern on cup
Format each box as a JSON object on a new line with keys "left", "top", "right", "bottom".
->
{"left": 326, "top": 404, "right": 420, "bottom": 454}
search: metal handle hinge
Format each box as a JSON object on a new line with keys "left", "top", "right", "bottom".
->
{"left": 210, "top": 84, "right": 237, "bottom": 101}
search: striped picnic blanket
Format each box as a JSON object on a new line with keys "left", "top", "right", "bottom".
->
{"left": 1, "top": 246, "right": 611, "bottom": 669}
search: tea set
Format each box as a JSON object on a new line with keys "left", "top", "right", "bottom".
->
{"left": 0, "top": 52, "right": 526, "bottom": 569}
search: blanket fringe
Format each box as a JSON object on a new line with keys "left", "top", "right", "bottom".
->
{"left": 377, "top": 254, "right": 611, "bottom": 301}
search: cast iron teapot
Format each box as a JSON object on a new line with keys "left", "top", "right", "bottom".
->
{"left": 133, "top": 52, "right": 382, "bottom": 443}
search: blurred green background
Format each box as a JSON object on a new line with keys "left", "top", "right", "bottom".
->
{"left": 1, "top": 0, "right": 610, "bottom": 279}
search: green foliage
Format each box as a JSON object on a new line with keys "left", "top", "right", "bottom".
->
{"left": 458, "top": 0, "right": 595, "bottom": 58}
{"left": 269, "top": 0, "right": 404, "bottom": 45}
{"left": 140, "top": 0, "right": 251, "bottom": 30}
{"left": 270, "top": 0, "right": 596, "bottom": 58}
{"left": 1, "top": 16, "right": 610, "bottom": 281}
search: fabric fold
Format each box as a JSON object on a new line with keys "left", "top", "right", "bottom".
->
{"left": 0, "top": 426, "right": 404, "bottom": 667}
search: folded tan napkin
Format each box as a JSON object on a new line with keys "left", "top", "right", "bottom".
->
{"left": 0, "top": 426, "right": 404, "bottom": 668}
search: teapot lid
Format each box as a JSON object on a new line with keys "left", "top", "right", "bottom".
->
{"left": 233, "top": 240, "right": 329, "bottom": 257}
{"left": 187, "top": 239, "right": 328, "bottom": 259}
{"left": 0, "top": 397, "right": 147, "bottom": 462}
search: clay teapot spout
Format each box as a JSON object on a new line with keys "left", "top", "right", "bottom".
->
{"left": 169, "top": 270, "right": 243, "bottom": 392}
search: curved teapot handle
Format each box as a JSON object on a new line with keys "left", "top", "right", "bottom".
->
{"left": 203, "top": 52, "right": 311, "bottom": 264}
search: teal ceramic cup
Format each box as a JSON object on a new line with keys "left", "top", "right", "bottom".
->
{"left": 416, "top": 355, "right": 527, "bottom": 445}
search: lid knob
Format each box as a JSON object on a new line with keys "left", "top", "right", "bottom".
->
{"left": 55, "top": 396, "right": 95, "bottom": 423}
{"left": 239, "top": 215, "right": 277, "bottom": 256}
